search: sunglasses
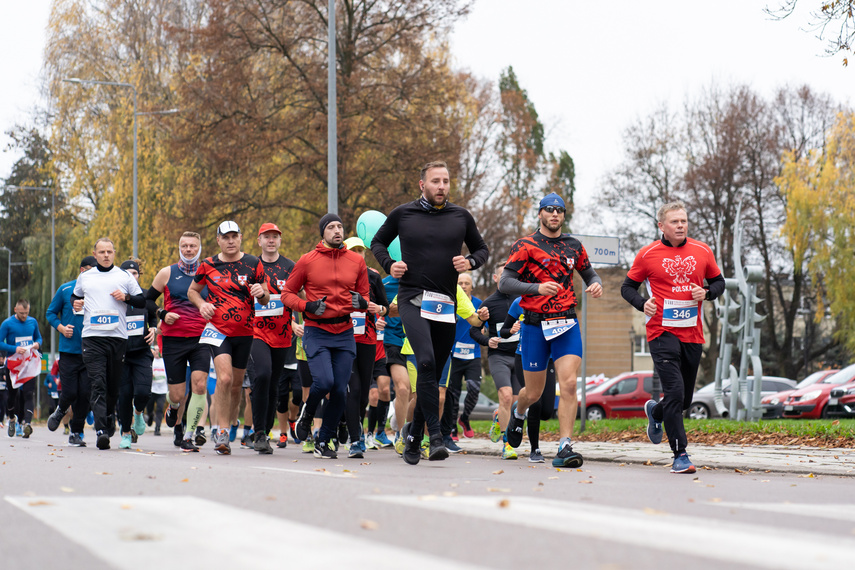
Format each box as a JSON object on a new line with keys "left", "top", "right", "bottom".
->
{"left": 543, "top": 206, "right": 565, "bottom": 214}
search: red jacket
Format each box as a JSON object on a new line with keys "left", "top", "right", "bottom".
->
{"left": 282, "top": 241, "right": 369, "bottom": 334}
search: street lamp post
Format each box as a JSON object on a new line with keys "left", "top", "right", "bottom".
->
{"left": 0, "top": 246, "right": 10, "bottom": 316}
{"left": 5, "top": 185, "right": 56, "bottom": 366}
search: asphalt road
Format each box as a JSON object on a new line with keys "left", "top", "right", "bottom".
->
{"left": 2, "top": 429, "right": 854, "bottom": 569}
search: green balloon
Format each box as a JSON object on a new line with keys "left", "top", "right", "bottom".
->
{"left": 356, "top": 210, "right": 402, "bottom": 262}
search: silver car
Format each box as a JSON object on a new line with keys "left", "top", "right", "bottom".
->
{"left": 687, "top": 376, "right": 797, "bottom": 419}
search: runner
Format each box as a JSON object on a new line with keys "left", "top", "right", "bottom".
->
{"left": 147, "top": 346, "right": 168, "bottom": 436}
{"left": 116, "top": 259, "right": 158, "bottom": 449}
{"left": 621, "top": 200, "right": 724, "bottom": 474}
{"left": 248, "top": 222, "right": 296, "bottom": 454}
{"left": 72, "top": 238, "right": 146, "bottom": 450}
{"left": 371, "top": 160, "right": 489, "bottom": 464}
{"left": 188, "top": 221, "right": 270, "bottom": 455}
{"left": 365, "top": 316, "right": 393, "bottom": 449}
{"left": 282, "top": 214, "right": 369, "bottom": 460}
{"left": 146, "top": 232, "right": 210, "bottom": 452}
{"left": 0, "top": 299, "right": 43, "bottom": 438}
{"left": 45, "top": 256, "right": 96, "bottom": 446}
{"left": 380, "top": 275, "right": 410, "bottom": 452}
{"left": 500, "top": 193, "right": 603, "bottom": 468}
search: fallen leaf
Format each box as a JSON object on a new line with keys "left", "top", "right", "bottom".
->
{"left": 180, "top": 478, "right": 189, "bottom": 483}
{"left": 95, "top": 472, "right": 111, "bottom": 475}
{"left": 643, "top": 460, "right": 653, "bottom": 466}
{"left": 492, "top": 469, "right": 504, "bottom": 475}
{"left": 578, "top": 480, "right": 592, "bottom": 484}
{"left": 832, "top": 420, "right": 840, "bottom": 426}
{"left": 498, "top": 499, "right": 510, "bottom": 508}
{"left": 487, "top": 488, "right": 511, "bottom": 493}
{"left": 119, "top": 532, "right": 161, "bottom": 541}
{"left": 360, "top": 520, "right": 379, "bottom": 530}
{"left": 710, "top": 498, "right": 722, "bottom": 503}
{"left": 548, "top": 476, "right": 559, "bottom": 480}
{"left": 265, "top": 496, "right": 276, "bottom": 501}
{"left": 360, "top": 462, "right": 371, "bottom": 465}
{"left": 120, "top": 504, "right": 132, "bottom": 510}
{"left": 734, "top": 468, "right": 744, "bottom": 473}
{"left": 761, "top": 480, "right": 770, "bottom": 483}
{"left": 538, "top": 482, "right": 544, "bottom": 486}
{"left": 28, "top": 500, "right": 52, "bottom": 506}
{"left": 443, "top": 492, "right": 458, "bottom": 497}
{"left": 643, "top": 508, "right": 668, "bottom": 516}
{"left": 60, "top": 487, "right": 74, "bottom": 493}
{"left": 798, "top": 473, "right": 816, "bottom": 478}
{"left": 449, "top": 483, "right": 459, "bottom": 488}
{"left": 619, "top": 463, "right": 626, "bottom": 467}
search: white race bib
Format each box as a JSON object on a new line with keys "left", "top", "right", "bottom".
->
{"left": 126, "top": 315, "right": 145, "bottom": 337}
{"left": 420, "top": 291, "right": 455, "bottom": 323}
{"left": 199, "top": 323, "right": 226, "bottom": 347}
{"left": 452, "top": 341, "right": 476, "bottom": 360}
{"left": 662, "top": 299, "right": 698, "bottom": 328}
{"left": 351, "top": 312, "right": 366, "bottom": 335}
{"left": 255, "top": 294, "right": 284, "bottom": 317}
{"left": 73, "top": 305, "right": 85, "bottom": 316}
{"left": 377, "top": 330, "right": 385, "bottom": 341}
{"left": 90, "top": 310, "right": 120, "bottom": 331}
{"left": 499, "top": 332, "right": 520, "bottom": 343}
{"left": 541, "top": 318, "right": 576, "bottom": 341}
{"left": 15, "top": 336, "right": 33, "bottom": 348}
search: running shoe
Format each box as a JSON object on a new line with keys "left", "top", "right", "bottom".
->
{"left": 348, "top": 440, "right": 364, "bottom": 459}
{"left": 302, "top": 439, "right": 315, "bottom": 453}
{"left": 364, "top": 432, "right": 377, "bottom": 450}
{"left": 401, "top": 423, "right": 420, "bottom": 465}
{"left": 420, "top": 439, "right": 430, "bottom": 460}
{"left": 488, "top": 409, "right": 502, "bottom": 443}
{"left": 180, "top": 438, "right": 199, "bottom": 453}
{"left": 173, "top": 424, "right": 184, "bottom": 447}
{"left": 96, "top": 431, "right": 110, "bottom": 450}
{"left": 68, "top": 433, "right": 86, "bottom": 447}
{"left": 86, "top": 411, "right": 94, "bottom": 426}
{"left": 164, "top": 405, "right": 179, "bottom": 428}
{"left": 645, "top": 400, "right": 663, "bottom": 445}
{"left": 670, "top": 452, "right": 696, "bottom": 474}
{"left": 458, "top": 416, "right": 474, "bottom": 439}
{"left": 502, "top": 442, "right": 518, "bottom": 460}
{"left": 289, "top": 422, "right": 301, "bottom": 444}
{"left": 277, "top": 432, "right": 288, "bottom": 448}
{"left": 119, "top": 433, "right": 132, "bottom": 449}
{"left": 338, "top": 421, "right": 349, "bottom": 446}
{"left": 154, "top": 426, "right": 161, "bottom": 436}
{"left": 506, "top": 403, "right": 526, "bottom": 448}
{"left": 552, "top": 442, "right": 584, "bottom": 468}
{"left": 133, "top": 411, "right": 146, "bottom": 437}
{"left": 195, "top": 427, "right": 206, "bottom": 447}
{"left": 63, "top": 425, "right": 70, "bottom": 435}
{"left": 241, "top": 429, "right": 254, "bottom": 448}
{"left": 451, "top": 431, "right": 459, "bottom": 442}
{"left": 106, "top": 415, "right": 116, "bottom": 437}
{"left": 254, "top": 431, "right": 274, "bottom": 455}
{"left": 428, "top": 435, "right": 448, "bottom": 461}
{"left": 47, "top": 407, "right": 65, "bottom": 432}
{"left": 529, "top": 448, "right": 545, "bottom": 463}
{"left": 22, "top": 423, "right": 33, "bottom": 438}
{"left": 214, "top": 429, "right": 231, "bottom": 455}
{"left": 7, "top": 418, "right": 14, "bottom": 437}
{"left": 15, "top": 423, "right": 23, "bottom": 437}
{"left": 314, "top": 440, "right": 337, "bottom": 459}
{"left": 394, "top": 431, "right": 405, "bottom": 456}
{"left": 229, "top": 420, "right": 240, "bottom": 442}
{"left": 374, "top": 431, "right": 393, "bottom": 448}
{"left": 295, "top": 403, "right": 313, "bottom": 442}
{"left": 131, "top": 431, "right": 138, "bottom": 444}
{"left": 443, "top": 435, "right": 462, "bottom": 454}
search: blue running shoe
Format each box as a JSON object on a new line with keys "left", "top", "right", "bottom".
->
{"left": 551, "top": 441, "right": 583, "bottom": 468}
{"left": 133, "top": 411, "right": 147, "bottom": 437}
{"left": 645, "top": 400, "right": 663, "bottom": 445}
{"left": 86, "top": 411, "right": 94, "bottom": 426}
{"left": 119, "top": 434, "right": 133, "bottom": 449}
{"left": 15, "top": 423, "right": 23, "bottom": 437}
{"left": 671, "top": 452, "right": 696, "bottom": 474}
{"left": 374, "top": 431, "right": 393, "bottom": 448}
{"left": 229, "top": 420, "right": 240, "bottom": 442}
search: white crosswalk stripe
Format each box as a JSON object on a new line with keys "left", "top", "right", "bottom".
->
{"left": 368, "top": 495, "right": 855, "bottom": 570}
{"left": 6, "top": 496, "right": 483, "bottom": 570}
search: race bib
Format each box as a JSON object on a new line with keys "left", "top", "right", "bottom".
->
{"left": 49, "top": 391, "right": 59, "bottom": 399}
{"left": 541, "top": 318, "right": 576, "bottom": 341}
{"left": 499, "top": 332, "right": 520, "bottom": 343}
{"left": 73, "top": 305, "right": 85, "bottom": 316}
{"left": 377, "top": 330, "right": 385, "bottom": 341}
{"left": 90, "top": 311, "right": 120, "bottom": 331}
{"left": 452, "top": 342, "right": 476, "bottom": 360}
{"left": 420, "top": 291, "right": 455, "bottom": 323}
{"left": 662, "top": 299, "right": 698, "bottom": 328}
{"left": 255, "top": 294, "right": 284, "bottom": 317}
{"left": 351, "top": 312, "right": 366, "bottom": 335}
{"left": 15, "top": 336, "right": 33, "bottom": 348}
{"left": 199, "top": 323, "right": 226, "bottom": 347}
{"left": 126, "top": 315, "right": 145, "bottom": 337}
{"left": 0, "top": 380, "right": 6, "bottom": 390}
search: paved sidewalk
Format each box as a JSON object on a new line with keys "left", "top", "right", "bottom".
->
{"left": 455, "top": 438, "right": 855, "bottom": 477}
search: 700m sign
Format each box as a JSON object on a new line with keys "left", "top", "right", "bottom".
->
{"left": 570, "top": 234, "right": 621, "bottom": 265}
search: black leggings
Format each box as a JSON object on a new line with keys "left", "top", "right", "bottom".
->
{"left": 57, "top": 352, "right": 91, "bottom": 433}
{"left": 398, "top": 300, "right": 456, "bottom": 438}
{"left": 346, "top": 342, "right": 377, "bottom": 441}
{"left": 83, "top": 336, "right": 127, "bottom": 434}
{"left": 649, "top": 332, "right": 702, "bottom": 456}
{"left": 118, "top": 350, "right": 153, "bottom": 433}
{"left": 249, "top": 339, "right": 288, "bottom": 435}
{"left": 515, "top": 354, "right": 555, "bottom": 451}
{"left": 11, "top": 381, "right": 35, "bottom": 424}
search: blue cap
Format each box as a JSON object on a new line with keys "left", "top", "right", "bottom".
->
{"left": 539, "top": 192, "right": 565, "bottom": 210}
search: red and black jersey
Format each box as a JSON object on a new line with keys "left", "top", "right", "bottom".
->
{"left": 253, "top": 255, "right": 296, "bottom": 348}
{"left": 194, "top": 253, "right": 265, "bottom": 337}
{"left": 505, "top": 230, "right": 592, "bottom": 314}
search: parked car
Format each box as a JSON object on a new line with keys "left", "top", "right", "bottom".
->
{"left": 780, "top": 365, "right": 855, "bottom": 419}
{"left": 687, "top": 376, "right": 797, "bottom": 419}
{"left": 459, "top": 390, "right": 499, "bottom": 421}
{"left": 824, "top": 370, "right": 855, "bottom": 418}
{"left": 581, "top": 371, "right": 657, "bottom": 421}
{"left": 761, "top": 369, "right": 839, "bottom": 419}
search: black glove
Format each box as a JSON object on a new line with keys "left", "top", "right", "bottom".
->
{"left": 305, "top": 296, "right": 327, "bottom": 316}
{"left": 350, "top": 290, "right": 368, "bottom": 310}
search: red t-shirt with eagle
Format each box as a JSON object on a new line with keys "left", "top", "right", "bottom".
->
{"left": 194, "top": 253, "right": 266, "bottom": 337}
{"left": 627, "top": 237, "right": 721, "bottom": 344}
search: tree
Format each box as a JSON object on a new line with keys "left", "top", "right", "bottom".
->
{"left": 767, "top": 1, "right": 855, "bottom": 65}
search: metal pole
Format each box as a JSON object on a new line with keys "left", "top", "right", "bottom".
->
{"left": 50, "top": 188, "right": 56, "bottom": 369}
{"left": 6, "top": 248, "right": 10, "bottom": 317}
{"left": 327, "top": 0, "right": 337, "bottom": 215}
{"left": 132, "top": 88, "right": 138, "bottom": 258}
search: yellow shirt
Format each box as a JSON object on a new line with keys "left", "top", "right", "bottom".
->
{"left": 400, "top": 285, "right": 475, "bottom": 355}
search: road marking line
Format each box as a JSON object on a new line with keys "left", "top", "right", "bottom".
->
{"left": 368, "top": 495, "right": 855, "bottom": 570}
{"left": 250, "top": 466, "right": 356, "bottom": 478}
{"left": 6, "top": 496, "right": 482, "bottom": 569}
{"left": 713, "top": 501, "right": 855, "bottom": 522}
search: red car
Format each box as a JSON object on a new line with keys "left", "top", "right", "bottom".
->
{"left": 760, "top": 369, "right": 838, "bottom": 419}
{"left": 582, "top": 371, "right": 657, "bottom": 421}
{"left": 825, "top": 380, "right": 855, "bottom": 418}
{"left": 781, "top": 364, "right": 855, "bottom": 419}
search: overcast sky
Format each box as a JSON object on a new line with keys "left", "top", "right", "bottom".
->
{"left": 1, "top": 1, "right": 851, "bottom": 222}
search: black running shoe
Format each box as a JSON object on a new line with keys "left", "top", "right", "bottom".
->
{"left": 254, "top": 431, "right": 273, "bottom": 455}
{"left": 428, "top": 435, "right": 449, "bottom": 461}
{"left": 180, "top": 438, "right": 199, "bottom": 453}
{"left": 96, "top": 431, "right": 110, "bottom": 450}
{"left": 47, "top": 407, "right": 65, "bottom": 432}
{"left": 164, "top": 405, "right": 179, "bottom": 428}
{"left": 338, "top": 421, "right": 349, "bottom": 446}
{"left": 173, "top": 423, "right": 185, "bottom": 447}
{"left": 552, "top": 442, "right": 584, "bottom": 468}
{"left": 195, "top": 427, "right": 207, "bottom": 447}
{"left": 506, "top": 402, "right": 526, "bottom": 448}
{"left": 313, "top": 440, "right": 337, "bottom": 459}
{"left": 401, "top": 422, "right": 420, "bottom": 465}
{"left": 68, "top": 433, "right": 86, "bottom": 447}
{"left": 295, "top": 403, "right": 313, "bottom": 442}
{"left": 443, "top": 435, "right": 462, "bottom": 454}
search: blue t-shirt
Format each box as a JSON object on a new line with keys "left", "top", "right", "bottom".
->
{"left": 508, "top": 297, "right": 523, "bottom": 355}
{"left": 382, "top": 275, "right": 405, "bottom": 347}
{"left": 451, "top": 296, "right": 481, "bottom": 360}
{"left": 46, "top": 279, "right": 85, "bottom": 354}
{"left": 0, "top": 315, "right": 43, "bottom": 356}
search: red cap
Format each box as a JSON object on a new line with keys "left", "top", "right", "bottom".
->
{"left": 258, "top": 222, "right": 282, "bottom": 236}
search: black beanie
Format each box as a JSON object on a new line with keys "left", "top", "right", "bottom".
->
{"left": 319, "top": 213, "right": 343, "bottom": 236}
{"left": 120, "top": 260, "right": 141, "bottom": 272}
